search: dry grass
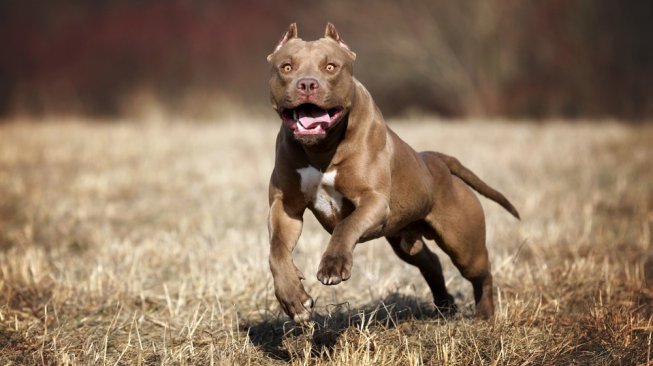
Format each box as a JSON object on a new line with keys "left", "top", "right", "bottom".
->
{"left": 0, "top": 117, "right": 652, "bottom": 365}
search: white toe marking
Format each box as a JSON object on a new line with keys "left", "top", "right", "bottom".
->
{"left": 296, "top": 166, "right": 343, "bottom": 217}
{"left": 293, "top": 310, "right": 311, "bottom": 323}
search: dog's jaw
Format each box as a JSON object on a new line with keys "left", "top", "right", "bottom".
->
{"left": 279, "top": 104, "right": 346, "bottom": 143}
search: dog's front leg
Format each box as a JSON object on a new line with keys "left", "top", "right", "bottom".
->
{"left": 268, "top": 198, "right": 313, "bottom": 323}
{"left": 317, "top": 191, "right": 389, "bottom": 285}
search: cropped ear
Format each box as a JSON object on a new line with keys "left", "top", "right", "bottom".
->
{"left": 267, "top": 23, "right": 298, "bottom": 62}
{"left": 324, "top": 22, "right": 356, "bottom": 60}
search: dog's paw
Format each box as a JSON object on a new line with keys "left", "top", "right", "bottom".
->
{"left": 317, "top": 252, "right": 352, "bottom": 285}
{"left": 474, "top": 301, "right": 494, "bottom": 320}
{"left": 292, "top": 298, "right": 314, "bottom": 325}
{"left": 433, "top": 294, "right": 457, "bottom": 317}
{"left": 275, "top": 284, "right": 314, "bottom": 324}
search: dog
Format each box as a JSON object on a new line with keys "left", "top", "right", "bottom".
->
{"left": 266, "top": 23, "right": 519, "bottom": 323}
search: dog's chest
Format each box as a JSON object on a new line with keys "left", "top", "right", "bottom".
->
{"left": 296, "top": 166, "right": 343, "bottom": 219}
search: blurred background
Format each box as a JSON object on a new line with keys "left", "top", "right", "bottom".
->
{"left": 1, "top": 0, "right": 652, "bottom": 121}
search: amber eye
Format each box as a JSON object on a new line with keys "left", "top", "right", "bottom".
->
{"left": 325, "top": 63, "right": 336, "bottom": 72}
{"left": 281, "top": 64, "right": 292, "bottom": 73}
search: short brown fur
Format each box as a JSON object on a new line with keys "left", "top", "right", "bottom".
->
{"left": 267, "top": 23, "right": 519, "bottom": 323}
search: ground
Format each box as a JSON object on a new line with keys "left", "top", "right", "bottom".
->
{"left": 0, "top": 117, "right": 651, "bottom": 365}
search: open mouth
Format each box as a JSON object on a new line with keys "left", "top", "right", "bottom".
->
{"left": 280, "top": 104, "right": 344, "bottom": 136}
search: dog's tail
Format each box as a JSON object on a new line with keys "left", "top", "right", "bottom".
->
{"left": 435, "top": 152, "right": 520, "bottom": 220}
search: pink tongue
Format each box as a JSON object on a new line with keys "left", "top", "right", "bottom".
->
{"left": 298, "top": 108, "right": 330, "bottom": 129}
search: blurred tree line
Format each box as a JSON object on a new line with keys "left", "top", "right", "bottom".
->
{"left": 1, "top": 0, "right": 651, "bottom": 120}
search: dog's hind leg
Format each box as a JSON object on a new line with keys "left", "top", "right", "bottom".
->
{"left": 422, "top": 181, "right": 494, "bottom": 319}
{"left": 417, "top": 151, "right": 495, "bottom": 319}
{"left": 386, "top": 235, "right": 456, "bottom": 314}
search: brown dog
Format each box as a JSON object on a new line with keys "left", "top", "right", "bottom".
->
{"left": 267, "top": 23, "right": 519, "bottom": 323}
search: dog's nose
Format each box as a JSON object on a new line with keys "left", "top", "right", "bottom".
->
{"left": 296, "top": 78, "right": 319, "bottom": 93}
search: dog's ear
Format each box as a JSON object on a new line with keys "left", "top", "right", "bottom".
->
{"left": 324, "top": 22, "right": 356, "bottom": 60}
{"left": 267, "top": 23, "right": 298, "bottom": 62}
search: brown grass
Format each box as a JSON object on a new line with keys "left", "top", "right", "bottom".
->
{"left": 0, "top": 117, "right": 652, "bottom": 365}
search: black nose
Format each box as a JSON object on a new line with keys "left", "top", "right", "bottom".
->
{"left": 296, "top": 77, "right": 319, "bottom": 93}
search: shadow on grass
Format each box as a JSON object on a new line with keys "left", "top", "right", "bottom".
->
{"left": 244, "top": 292, "right": 452, "bottom": 362}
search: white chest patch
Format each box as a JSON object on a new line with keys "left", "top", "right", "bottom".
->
{"left": 296, "top": 166, "right": 343, "bottom": 217}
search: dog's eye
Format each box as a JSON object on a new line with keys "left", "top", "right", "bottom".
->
{"left": 281, "top": 64, "right": 292, "bottom": 73}
{"left": 325, "top": 63, "right": 336, "bottom": 72}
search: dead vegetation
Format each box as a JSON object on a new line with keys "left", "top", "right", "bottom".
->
{"left": 0, "top": 118, "right": 651, "bottom": 365}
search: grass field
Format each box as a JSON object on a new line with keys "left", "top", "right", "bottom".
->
{"left": 0, "top": 117, "right": 652, "bottom": 365}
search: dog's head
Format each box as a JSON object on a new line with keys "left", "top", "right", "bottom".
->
{"left": 267, "top": 23, "right": 357, "bottom": 145}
